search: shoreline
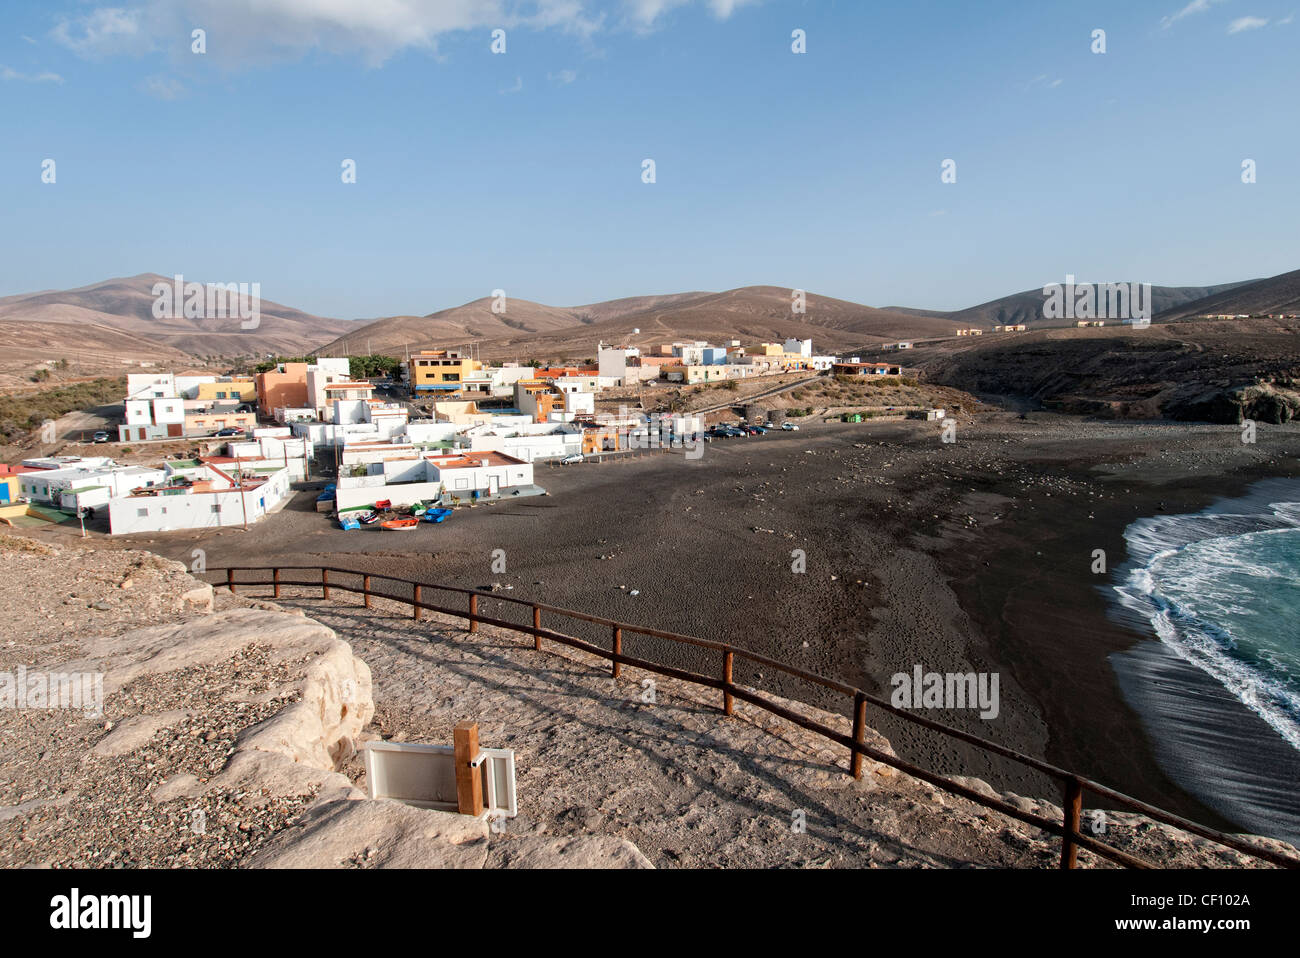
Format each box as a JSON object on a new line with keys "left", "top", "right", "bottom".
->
{"left": 1107, "top": 477, "right": 1300, "bottom": 844}
{"left": 936, "top": 435, "right": 1300, "bottom": 837}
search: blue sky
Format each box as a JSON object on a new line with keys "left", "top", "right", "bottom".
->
{"left": 2, "top": 0, "right": 1298, "bottom": 319}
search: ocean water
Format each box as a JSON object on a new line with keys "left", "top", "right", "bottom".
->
{"left": 1111, "top": 479, "right": 1300, "bottom": 842}
{"left": 1116, "top": 496, "right": 1300, "bottom": 754}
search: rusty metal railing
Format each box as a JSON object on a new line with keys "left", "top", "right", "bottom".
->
{"left": 213, "top": 564, "right": 1299, "bottom": 870}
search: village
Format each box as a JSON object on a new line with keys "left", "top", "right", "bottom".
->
{"left": 0, "top": 337, "right": 940, "bottom": 538}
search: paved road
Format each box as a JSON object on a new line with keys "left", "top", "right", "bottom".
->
{"left": 54, "top": 403, "right": 119, "bottom": 444}
{"left": 691, "top": 374, "right": 823, "bottom": 416}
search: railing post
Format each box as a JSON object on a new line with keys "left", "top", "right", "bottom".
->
{"left": 1061, "top": 778, "right": 1084, "bottom": 869}
{"left": 413, "top": 584, "right": 421, "bottom": 621}
{"left": 363, "top": 574, "right": 372, "bottom": 609}
{"left": 226, "top": 568, "right": 235, "bottom": 593}
{"left": 612, "top": 626, "right": 622, "bottom": 678}
{"left": 454, "top": 721, "right": 483, "bottom": 818}
{"left": 468, "top": 592, "right": 478, "bottom": 633}
{"left": 273, "top": 567, "right": 281, "bottom": 599}
{"left": 322, "top": 568, "right": 330, "bottom": 600}
{"left": 532, "top": 606, "right": 541, "bottom": 650}
{"left": 850, "top": 692, "right": 867, "bottom": 779}
{"left": 722, "top": 649, "right": 734, "bottom": 716}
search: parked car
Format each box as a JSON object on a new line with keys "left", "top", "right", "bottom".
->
{"left": 559, "top": 453, "right": 584, "bottom": 465}
{"left": 781, "top": 422, "right": 800, "bottom": 431}
{"left": 215, "top": 427, "right": 245, "bottom": 437}
{"left": 91, "top": 430, "right": 110, "bottom": 443}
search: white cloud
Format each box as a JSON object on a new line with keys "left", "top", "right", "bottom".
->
{"left": 549, "top": 68, "right": 578, "bottom": 84}
{"left": 500, "top": 75, "right": 524, "bottom": 94}
{"left": 1, "top": 65, "right": 64, "bottom": 83}
{"left": 52, "top": 0, "right": 604, "bottom": 67}
{"left": 49, "top": 0, "right": 759, "bottom": 66}
{"left": 142, "top": 74, "right": 185, "bottom": 98}
{"left": 52, "top": 7, "right": 148, "bottom": 57}
{"left": 624, "top": 0, "right": 760, "bottom": 28}
{"left": 1228, "top": 15, "right": 1270, "bottom": 32}
{"left": 1160, "top": 0, "right": 1227, "bottom": 29}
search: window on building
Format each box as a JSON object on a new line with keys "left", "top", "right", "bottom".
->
{"left": 136, "top": 508, "right": 148, "bottom": 517}
{"left": 211, "top": 504, "right": 221, "bottom": 513}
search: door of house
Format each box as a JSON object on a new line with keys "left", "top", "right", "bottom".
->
{"left": 488, "top": 475, "right": 499, "bottom": 496}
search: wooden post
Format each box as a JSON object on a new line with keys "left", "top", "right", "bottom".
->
{"left": 532, "top": 606, "right": 541, "bottom": 651}
{"left": 468, "top": 593, "right": 478, "bottom": 633}
{"left": 1061, "top": 778, "right": 1084, "bottom": 869}
{"left": 413, "top": 584, "right": 422, "bottom": 621}
{"left": 850, "top": 692, "right": 867, "bottom": 780}
{"left": 363, "top": 574, "right": 372, "bottom": 609}
{"left": 454, "top": 721, "right": 483, "bottom": 817}
{"left": 226, "top": 568, "right": 235, "bottom": 593}
{"left": 322, "top": 568, "right": 330, "bottom": 600}
{"left": 612, "top": 626, "right": 622, "bottom": 678}
{"left": 273, "top": 568, "right": 281, "bottom": 599}
{"left": 722, "top": 650, "right": 734, "bottom": 716}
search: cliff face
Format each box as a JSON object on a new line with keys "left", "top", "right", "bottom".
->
{"left": 922, "top": 321, "right": 1300, "bottom": 424}
{"left": 1166, "top": 382, "right": 1300, "bottom": 425}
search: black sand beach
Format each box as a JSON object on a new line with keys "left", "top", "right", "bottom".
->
{"left": 93, "top": 411, "right": 1300, "bottom": 841}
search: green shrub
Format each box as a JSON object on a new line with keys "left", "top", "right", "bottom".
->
{"left": 0, "top": 377, "right": 126, "bottom": 442}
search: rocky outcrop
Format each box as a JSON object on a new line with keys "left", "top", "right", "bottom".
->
{"left": 1166, "top": 381, "right": 1300, "bottom": 424}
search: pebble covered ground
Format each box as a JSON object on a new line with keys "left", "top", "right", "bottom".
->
{"left": 0, "top": 537, "right": 322, "bottom": 868}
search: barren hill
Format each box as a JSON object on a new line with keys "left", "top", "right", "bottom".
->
{"left": 909, "top": 282, "right": 1252, "bottom": 330}
{"left": 904, "top": 319, "right": 1300, "bottom": 423}
{"left": 0, "top": 274, "right": 354, "bottom": 358}
{"left": 1156, "top": 267, "right": 1300, "bottom": 320}
{"left": 325, "top": 296, "right": 593, "bottom": 357}
{"left": 321, "top": 286, "right": 967, "bottom": 362}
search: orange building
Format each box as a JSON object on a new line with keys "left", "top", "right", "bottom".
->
{"left": 255, "top": 362, "right": 310, "bottom": 416}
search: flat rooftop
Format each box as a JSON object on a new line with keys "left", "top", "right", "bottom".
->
{"left": 427, "top": 451, "right": 527, "bottom": 469}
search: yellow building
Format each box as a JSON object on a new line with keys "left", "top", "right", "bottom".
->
{"left": 196, "top": 379, "right": 257, "bottom": 403}
{"left": 408, "top": 350, "right": 481, "bottom": 396}
{"left": 0, "top": 473, "right": 21, "bottom": 505}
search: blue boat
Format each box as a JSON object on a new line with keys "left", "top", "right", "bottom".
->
{"left": 422, "top": 508, "right": 453, "bottom": 524}
{"left": 339, "top": 515, "right": 361, "bottom": 531}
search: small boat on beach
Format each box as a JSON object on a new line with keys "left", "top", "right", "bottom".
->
{"left": 422, "top": 508, "right": 453, "bottom": 524}
{"left": 380, "top": 517, "right": 419, "bottom": 531}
